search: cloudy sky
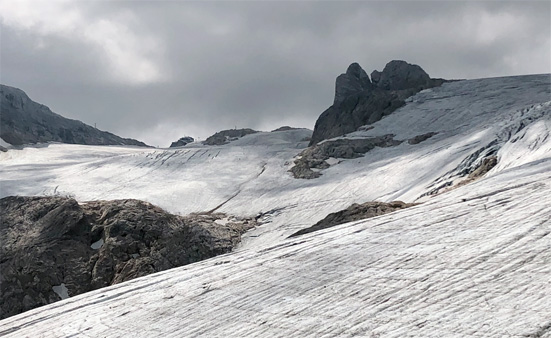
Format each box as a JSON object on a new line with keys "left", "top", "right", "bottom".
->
{"left": 1, "top": 1, "right": 549, "bottom": 147}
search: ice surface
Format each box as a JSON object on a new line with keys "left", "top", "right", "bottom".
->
{"left": 1, "top": 160, "right": 549, "bottom": 337}
{"left": 0, "top": 74, "right": 550, "bottom": 336}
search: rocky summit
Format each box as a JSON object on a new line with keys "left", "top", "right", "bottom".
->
{"left": 309, "top": 60, "right": 446, "bottom": 146}
{"left": 0, "top": 84, "right": 148, "bottom": 147}
{"left": 334, "top": 63, "right": 373, "bottom": 104}
{"left": 0, "top": 196, "right": 256, "bottom": 319}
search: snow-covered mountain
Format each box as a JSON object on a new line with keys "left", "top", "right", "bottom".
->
{"left": 0, "top": 73, "right": 550, "bottom": 336}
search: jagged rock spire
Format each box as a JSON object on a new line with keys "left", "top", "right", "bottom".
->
{"left": 334, "top": 63, "right": 372, "bottom": 104}
{"left": 311, "top": 60, "right": 445, "bottom": 146}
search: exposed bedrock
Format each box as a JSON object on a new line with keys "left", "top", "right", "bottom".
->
{"left": 203, "top": 128, "right": 259, "bottom": 145}
{"left": 290, "top": 201, "right": 415, "bottom": 237}
{"left": 169, "top": 136, "right": 194, "bottom": 147}
{"left": 0, "top": 84, "right": 148, "bottom": 147}
{"left": 310, "top": 60, "right": 446, "bottom": 146}
{"left": 290, "top": 132, "right": 437, "bottom": 179}
{"left": 0, "top": 196, "right": 256, "bottom": 319}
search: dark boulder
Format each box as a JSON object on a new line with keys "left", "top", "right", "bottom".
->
{"left": 334, "top": 62, "right": 373, "bottom": 104}
{"left": 375, "top": 60, "right": 433, "bottom": 91}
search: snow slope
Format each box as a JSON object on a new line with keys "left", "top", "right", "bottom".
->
{"left": 0, "top": 147, "right": 549, "bottom": 337}
{"left": 1, "top": 74, "right": 549, "bottom": 249}
{"left": 0, "top": 74, "right": 550, "bottom": 336}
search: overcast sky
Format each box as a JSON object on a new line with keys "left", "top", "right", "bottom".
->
{"left": 1, "top": 1, "right": 549, "bottom": 147}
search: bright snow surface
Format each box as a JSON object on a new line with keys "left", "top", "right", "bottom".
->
{"left": 0, "top": 74, "right": 550, "bottom": 336}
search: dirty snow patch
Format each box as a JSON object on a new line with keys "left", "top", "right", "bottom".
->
{"left": 52, "top": 283, "right": 69, "bottom": 300}
{"left": 215, "top": 218, "right": 230, "bottom": 226}
{"left": 0, "top": 137, "right": 12, "bottom": 148}
{"left": 325, "top": 157, "right": 340, "bottom": 166}
{"left": 91, "top": 239, "right": 104, "bottom": 250}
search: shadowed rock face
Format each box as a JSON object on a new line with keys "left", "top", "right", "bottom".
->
{"left": 289, "top": 201, "right": 415, "bottom": 237}
{"left": 374, "top": 60, "right": 434, "bottom": 91}
{"left": 310, "top": 60, "right": 446, "bottom": 146}
{"left": 0, "top": 84, "right": 148, "bottom": 147}
{"left": 334, "top": 63, "right": 373, "bottom": 104}
{"left": 203, "top": 128, "right": 259, "bottom": 145}
{"left": 0, "top": 196, "right": 256, "bottom": 319}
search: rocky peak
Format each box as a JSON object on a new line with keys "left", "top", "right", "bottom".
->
{"left": 334, "top": 62, "right": 372, "bottom": 104}
{"left": 374, "top": 60, "right": 432, "bottom": 91}
{"left": 310, "top": 60, "right": 446, "bottom": 146}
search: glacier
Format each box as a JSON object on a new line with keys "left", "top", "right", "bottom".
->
{"left": 0, "top": 74, "right": 550, "bottom": 336}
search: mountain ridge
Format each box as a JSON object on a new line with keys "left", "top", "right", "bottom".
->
{"left": 0, "top": 84, "right": 149, "bottom": 147}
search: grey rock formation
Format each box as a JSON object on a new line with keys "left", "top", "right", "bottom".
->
{"left": 271, "top": 126, "right": 300, "bottom": 132}
{"left": 0, "top": 84, "right": 148, "bottom": 147}
{"left": 376, "top": 60, "right": 433, "bottom": 91}
{"left": 0, "top": 196, "right": 256, "bottom": 319}
{"left": 289, "top": 201, "right": 415, "bottom": 237}
{"left": 370, "top": 70, "right": 382, "bottom": 85}
{"left": 290, "top": 135, "right": 401, "bottom": 179}
{"left": 408, "top": 132, "right": 438, "bottom": 145}
{"left": 203, "top": 128, "right": 258, "bottom": 145}
{"left": 310, "top": 61, "right": 446, "bottom": 146}
{"left": 310, "top": 88, "right": 405, "bottom": 146}
{"left": 334, "top": 63, "right": 372, "bottom": 104}
{"left": 170, "top": 136, "right": 194, "bottom": 147}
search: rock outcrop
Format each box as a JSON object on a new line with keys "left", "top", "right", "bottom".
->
{"left": 310, "top": 61, "right": 446, "bottom": 146}
{"left": 373, "top": 60, "right": 439, "bottom": 91}
{"left": 334, "top": 63, "right": 373, "bottom": 104}
{"left": 0, "top": 84, "right": 148, "bottom": 147}
{"left": 271, "top": 126, "right": 301, "bottom": 132}
{"left": 170, "top": 136, "right": 194, "bottom": 147}
{"left": 290, "top": 135, "right": 401, "bottom": 179}
{"left": 289, "top": 201, "right": 415, "bottom": 237}
{"left": 408, "top": 132, "right": 438, "bottom": 145}
{"left": 0, "top": 196, "right": 256, "bottom": 319}
{"left": 203, "top": 128, "right": 259, "bottom": 145}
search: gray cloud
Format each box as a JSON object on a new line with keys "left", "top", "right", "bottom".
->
{"left": 1, "top": 1, "right": 549, "bottom": 147}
